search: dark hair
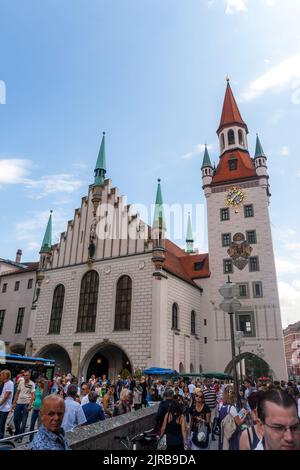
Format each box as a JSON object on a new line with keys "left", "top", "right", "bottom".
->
{"left": 88, "top": 391, "right": 98, "bottom": 403}
{"left": 257, "top": 388, "right": 297, "bottom": 423}
{"left": 169, "top": 400, "right": 184, "bottom": 418}
{"left": 247, "top": 390, "right": 265, "bottom": 411}
{"left": 67, "top": 384, "right": 78, "bottom": 397}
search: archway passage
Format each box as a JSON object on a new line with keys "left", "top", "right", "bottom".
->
{"left": 10, "top": 344, "right": 25, "bottom": 355}
{"left": 87, "top": 353, "right": 109, "bottom": 380}
{"left": 225, "top": 352, "right": 271, "bottom": 381}
{"left": 81, "top": 343, "right": 132, "bottom": 382}
{"left": 37, "top": 344, "right": 71, "bottom": 375}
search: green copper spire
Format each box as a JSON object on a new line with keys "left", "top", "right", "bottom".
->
{"left": 40, "top": 210, "right": 52, "bottom": 254}
{"left": 201, "top": 145, "right": 213, "bottom": 170}
{"left": 153, "top": 179, "right": 166, "bottom": 232}
{"left": 94, "top": 132, "right": 107, "bottom": 186}
{"left": 186, "top": 213, "right": 194, "bottom": 254}
{"left": 254, "top": 134, "right": 266, "bottom": 159}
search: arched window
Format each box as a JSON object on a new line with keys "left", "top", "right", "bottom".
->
{"left": 228, "top": 129, "right": 235, "bottom": 145}
{"left": 221, "top": 133, "right": 225, "bottom": 150}
{"left": 77, "top": 270, "right": 99, "bottom": 332}
{"left": 49, "top": 284, "right": 65, "bottom": 334}
{"left": 238, "top": 129, "right": 244, "bottom": 146}
{"left": 191, "top": 310, "right": 196, "bottom": 335}
{"left": 114, "top": 275, "right": 132, "bottom": 330}
{"left": 190, "top": 363, "right": 194, "bottom": 373}
{"left": 179, "top": 362, "right": 185, "bottom": 373}
{"left": 172, "top": 303, "right": 179, "bottom": 330}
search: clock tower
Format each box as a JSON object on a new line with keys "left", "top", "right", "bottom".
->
{"left": 201, "top": 80, "right": 287, "bottom": 380}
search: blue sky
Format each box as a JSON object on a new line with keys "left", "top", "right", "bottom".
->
{"left": 0, "top": 0, "right": 300, "bottom": 327}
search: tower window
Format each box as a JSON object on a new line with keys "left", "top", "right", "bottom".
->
{"left": 238, "top": 283, "right": 249, "bottom": 298}
{"left": 194, "top": 261, "right": 204, "bottom": 271}
{"left": 244, "top": 204, "right": 254, "bottom": 218}
{"left": 236, "top": 312, "right": 256, "bottom": 337}
{"left": 246, "top": 230, "right": 257, "bottom": 244}
{"left": 220, "top": 208, "right": 230, "bottom": 221}
{"left": 253, "top": 281, "right": 263, "bottom": 298}
{"left": 221, "top": 133, "right": 225, "bottom": 150}
{"left": 228, "top": 158, "right": 238, "bottom": 171}
{"left": 228, "top": 129, "right": 235, "bottom": 145}
{"left": 2, "top": 283, "right": 7, "bottom": 293}
{"left": 222, "top": 233, "right": 231, "bottom": 247}
{"left": 249, "top": 256, "right": 260, "bottom": 272}
{"left": 223, "top": 259, "right": 233, "bottom": 274}
{"left": 238, "top": 129, "right": 244, "bottom": 146}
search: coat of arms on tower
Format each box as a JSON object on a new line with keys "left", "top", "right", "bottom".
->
{"left": 227, "top": 232, "right": 252, "bottom": 270}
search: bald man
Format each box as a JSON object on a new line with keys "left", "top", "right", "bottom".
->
{"left": 29, "top": 394, "right": 71, "bottom": 450}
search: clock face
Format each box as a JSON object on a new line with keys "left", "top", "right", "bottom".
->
{"left": 225, "top": 187, "right": 245, "bottom": 208}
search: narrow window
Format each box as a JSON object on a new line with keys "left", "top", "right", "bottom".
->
{"left": 246, "top": 230, "right": 257, "bottom": 244}
{"left": 253, "top": 282, "right": 263, "bottom": 298}
{"left": 228, "top": 129, "right": 235, "bottom": 145}
{"left": 191, "top": 310, "right": 196, "bottom": 335}
{"left": 172, "top": 303, "right": 179, "bottom": 330}
{"left": 238, "top": 129, "right": 244, "bottom": 146}
{"left": 222, "top": 233, "right": 231, "bottom": 247}
{"left": 15, "top": 308, "right": 25, "bottom": 334}
{"left": 220, "top": 208, "right": 230, "bottom": 221}
{"left": 249, "top": 257, "right": 260, "bottom": 272}
{"left": 221, "top": 133, "right": 225, "bottom": 150}
{"left": 0, "top": 310, "right": 5, "bottom": 334}
{"left": 49, "top": 284, "right": 65, "bottom": 334}
{"left": 114, "top": 275, "right": 132, "bottom": 331}
{"left": 27, "top": 279, "right": 33, "bottom": 289}
{"left": 77, "top": 270, "right": 99, "bottom": 332}
{"left": 244, "top": 204, "right": 254, "bottom": 218}
{"left": 2, "top": 283, "right": 7, "bottom": 293}
{"left": 223, "top": 259, "right": 233, "bottom": 274}
{"left": 14, "top": 281, "right": 20, "bottom": 291}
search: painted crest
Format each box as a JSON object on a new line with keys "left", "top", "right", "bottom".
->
{"left": 227, "top": 232, "right": 253, "bottom": 270}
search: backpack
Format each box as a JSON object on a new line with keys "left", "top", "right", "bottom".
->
{"left": 219, "top": 405, "right": 237, "bottom": 450}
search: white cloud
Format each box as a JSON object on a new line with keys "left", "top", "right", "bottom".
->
{"left": 0, "top": 159, "right": 32, "bottom": 184}
{"left": 224, "top": 0, "right": 247, "bottom": 15}
{"left": 24, "top": 174, "right": 83, "bottom": 199}
{"left": 280, "top": 146, "right": 289, "bottom": 157}
{"left": 278, "top": 280, "right": 300, "bottom": 328}
{"left": 240, "top": 53, "right": 300, "bottom": 101}
{"left": 181, "top": 144, "right": 215, "bottom": 160}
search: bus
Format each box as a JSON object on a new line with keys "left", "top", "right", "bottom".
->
{"left": 0, "top": 352, "right": 55, "bottom": 382}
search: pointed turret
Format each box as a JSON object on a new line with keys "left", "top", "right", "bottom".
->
{"left": 254, "top": 134, "right": 266, "bottom": 159}
{"left": 217, "top": 79, "right": 248, "bottom": 155}
{"left": 153, "top": 179, "right": 166, "bottom": 232}
{"left": 186, "top": 213, "right": 194, "bottom": 254}
{"left": 201, "top": 145, "right": 213, "bottom": 170}
{"left": 94, "top": 132, "right": 106, "bottom": 186}
{"left": 40, "top": 211, "right": 52, "bottom": 254}
{"left": 201, "top": 145, "right": 213, "bottom": 195}
{"left": 254, "top": 134, "right": 268, "bottom": 180}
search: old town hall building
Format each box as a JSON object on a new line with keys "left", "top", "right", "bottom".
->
{"left": 24, "top": 82, "right": 287, "bottom": 381}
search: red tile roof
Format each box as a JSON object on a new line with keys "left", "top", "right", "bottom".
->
{"left": 217, "top": 82, "right": 248, "bottom": 134}
{"left": 212, "top": 150, "right": 257, "bottom": 185}
{"left": 164, "top": 239, "right": 210, "bottom": 287}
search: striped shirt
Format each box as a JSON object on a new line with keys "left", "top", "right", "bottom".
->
{"left": 203, "top": 387, "right": 217, "bottom": 408}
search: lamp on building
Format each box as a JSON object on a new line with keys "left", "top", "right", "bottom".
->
{"left": 219, "top": 276, "right": 241, "bottom": 405}
{"left": 96, "top": 358, "right": 102, "bottom": 365}
{"left": 235, "top": 331, "right": 245, "bottom": 382}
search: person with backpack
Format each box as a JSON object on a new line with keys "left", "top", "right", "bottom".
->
{"left": 189, "top": 390, "right": 211, "bottom": 450}
{"left": 218, "top": 385, "right": 248, "bottom": 450}
{"left": 239, "top": 391, "right": 264, "bottom": 450}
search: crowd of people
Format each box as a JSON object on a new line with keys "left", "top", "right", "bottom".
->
{"left": 0, "top": 368, "right": 300, "bottom": 451}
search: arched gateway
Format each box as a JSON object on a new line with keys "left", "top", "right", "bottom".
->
{"left": 36, "top": 344, "right": 71, "bottom": 375}
{"left": 80, "top": 342, "right": 133, "bottom": 381}
{"left": 225, "top": 352, "right": 272, "bottom": 381}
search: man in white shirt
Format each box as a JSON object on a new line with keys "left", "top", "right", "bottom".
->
{"left": 62, "top": 384, "right": 86, "bottom": 432}
{"left": 0, "top": 369, "right": 14, "bottom": 439}
{"left": 80, "top": 382, "right": 92, "bottom": 406}
{"left": 188, "top": 380, "right": 196, "bottom": 395}
{"left": 12, "top": 370, "right": 35, "bottom": 441}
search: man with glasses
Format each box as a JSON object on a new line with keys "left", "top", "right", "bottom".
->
{"left": 255, "top": 388, "right": 300, "bottom": 450}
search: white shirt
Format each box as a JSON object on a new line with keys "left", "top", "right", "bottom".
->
{"left": 0, "top": 380, "right": 14, "bottom": 412}
{"left": 254, "top": 440, "right": 264, "bottom": 450}
{"left": 188, "top": 384, "right": 196, "bottom": 394}
{"left": 62, "top": 397, "right": 87, "bottom": 432}
{"left": 81, "top": 394, "right": 89, "bottom": 406}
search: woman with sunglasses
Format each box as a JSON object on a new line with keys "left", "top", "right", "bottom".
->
{"left": 189, "top": 392, "right": 211, "bottom": 450}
